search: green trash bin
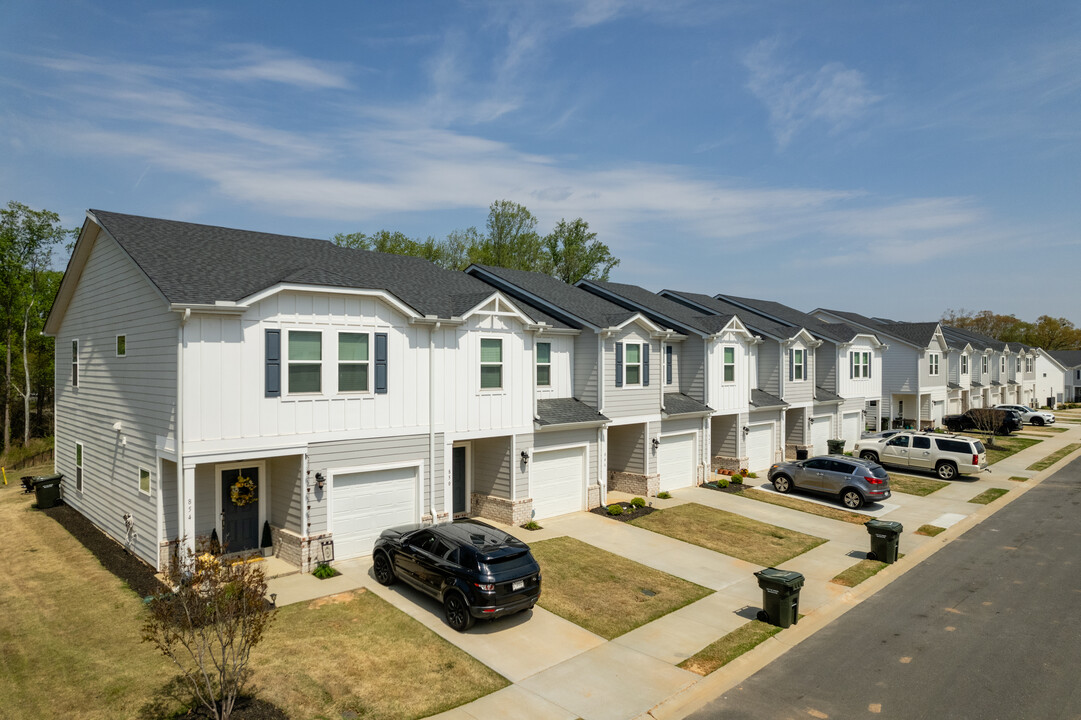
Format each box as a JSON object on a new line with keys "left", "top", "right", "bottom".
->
{"left": 33, "top": 474, "right": 63, "bottom": 509}
{"left": 754, "top": 567, "right": 804, "bottom": 628}
{"left": 827, "top": 439, "right": 846, "bottom": 455}
{"left": 865, "top": 519, "right": 903, "bottom": 563}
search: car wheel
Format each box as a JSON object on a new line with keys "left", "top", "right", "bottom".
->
{"left": 860, "top": 451, "right": 879, "bottom": 462}
{"left": 373, "top": 550, "right": 396, "bottom": 586}
{"left": 444, "top": 591, "right": 475, "bottom": 632}
{"left": 841, "top": 488, "right": 864, "bottom": 509}
{"left": 772, "top": 475, "right": 792, "bottom": 494}
{"left": 756, "top": 610, "right": 770, "bottom": 623}
{"left": 936, "top": 461, "right": 957, "bottom": 480}
{"left": 1033, "top": 417, "right": 1045, "bottom": 426}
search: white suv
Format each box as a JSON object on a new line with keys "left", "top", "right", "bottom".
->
{"left": 995, "top": 404, "right": 1055, "bottom": 426}
{"left": 853, "top": 431, "right": 988, "bottom": 480}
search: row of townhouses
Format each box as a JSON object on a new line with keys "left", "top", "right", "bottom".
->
{"left": 43, "top": 211, "right": 1066, "bottom": 572}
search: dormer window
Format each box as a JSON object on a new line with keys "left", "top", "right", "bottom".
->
{"left": 536, "top": 342, "right": 551, "bottom": 387}
{"left": 982, "top": 356, "right": 989, "bottom": 375}
{"left": 961, "top": 354, "right": 969, "bottom": 375}
{"left": 790, "top": 349, "right": 805, "bottom": 381}
{"left": 625, "top": 343, "right": 642, "bottom": 385}
{"left": 850, "top": 351, "right": 870, "bottom": 379}
{"left": 723, "top": 347, "right": 736, "bottom": 382}
{"left": 928, "top": 353, "right": 940, "bottom": 376}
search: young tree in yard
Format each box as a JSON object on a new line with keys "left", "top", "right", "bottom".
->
{"left": 967, "top": 408, "right": 1003, "bottom": 447}
{"left": 470, "top": 199, "right": 545, "bottom": 271}
{"left": 542, "top": 217, "right": 620, "bottom": 284}
{"left": 143, "top": 548, "right": 275, "bottom": 720}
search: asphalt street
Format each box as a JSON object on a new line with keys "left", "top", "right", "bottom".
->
{"left": 690, "top": 456, "right": 1081, "bottom": 720}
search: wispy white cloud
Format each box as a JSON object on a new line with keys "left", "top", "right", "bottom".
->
{"left": 742, "top": 38, "right": 882, "bottom": 149}
{"left": 209, "top": 45, "right": 352, "bottom": 89}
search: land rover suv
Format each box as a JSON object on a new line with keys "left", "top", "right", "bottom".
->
{"left": 853, "top": 431, "right": 988, "bottom": 479}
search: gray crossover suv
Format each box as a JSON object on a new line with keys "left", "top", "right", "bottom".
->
{"left": 768, "top": 456, "right": 891, "bottom": 509}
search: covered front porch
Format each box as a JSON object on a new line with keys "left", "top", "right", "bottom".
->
{"left": 888, "top": 393, "right": 946, "bottom": 431}
{"left": 607, "top": 420, "right": 660, "bottom": 497}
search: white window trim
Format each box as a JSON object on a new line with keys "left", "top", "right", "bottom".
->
{"left": 72, "top": 339, "right": 79, "bottom": 388}
{"left": 480, "top": 336, "right": 504, "bottom": 392}
{"left": 1000, "top": 356, "right": 1006, "bottom": 374}
{"left": 75, "top": 441, "right": 84, "bottom": 492}
{"left": 536, "top": 341, "right": 552, "bottom": 388}
{"left": 792, "top": 348, "right": 805, "bottom": 382}
{"left": 336, "top": 330, "right": 371, "bottom": 395}
{"left": 624, "top": 342, "right": 643, "bottom": 386}
{"left": 929, "top": 353, "right": 940, "bottom": 376}
{"left": 138, "top": 466, "right": 151, "bottom": 496}
{"left": 851, "top": 351, "right": 870, "bottom": 379}
{"left": 286, "top": 328, "right": 323, "bottom": 396}
{"left": 961, "top": 354, "right": 969, "bottom": 375}
{"left": 115, "top": 334, "right": 126, "bottom": 358}
{"left": 982, "top": 356, "right": 989, "bottom": 375}
{"left": 722, "top": 346, "right": 736, "bottom": 383}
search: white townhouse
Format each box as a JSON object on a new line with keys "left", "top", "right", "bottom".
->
{"left": 468, "top": 265, "right": 717, "bottom": 496}
{"left": 811, "top": 311, "right": 949, "bottom": 430}
{"left": 1044, "top": 350, "right": 1081, "bottom": 404}
{"left": 941, "top": 327, "right": 976, "bottom": 414}
{"left": 46, "top": 211, "right": 605, "bottom": 572}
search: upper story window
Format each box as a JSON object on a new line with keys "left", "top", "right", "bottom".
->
{"left": 665, "top": 344, "right": 673, "bottom": 385}
{"left": 624, "top": 343, "right": 643, "bottom": 385}
{"left": 1000, "top": 356, "right": 1006, "bottom": 374}
{"left": 116, "top": 335, "right": 126, "bottom": 357}
{"left": 961, "top": 354, "right": 969, "bottom": 374}
{"left": 338, "top": 332, "right": 370, "bottom": 392}
{"left": 851, "top": 351, "right": 870, "bottom": 379}
{"left": 480, "top": 338, "right": 503, "bottom": 389}
{"left": 1026, "top": 357, "right": 1033, "bottom": 373}
{"left": 72, "top": 339, "right": 79, "bottom": 387}
{"left": 928, "top": 353, "right": 940, "bottom": 376}
{"left": 723, "top": 346, "right": 736, "bottom": 382}
{"left": 982, "top": 356, "right": 989, "bottom": 375}
{"left": 536, "top": 342, "right": 551, "bottom": 387}
{"left": 288, "top": 330, "right": 322, "bottom": 394}
{"left": 790, "top": 348, "right": 805, "bottom": 381}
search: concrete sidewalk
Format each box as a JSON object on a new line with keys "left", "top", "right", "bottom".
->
{"left": 265, "top": 420, "right": 1081, "bottom": 720}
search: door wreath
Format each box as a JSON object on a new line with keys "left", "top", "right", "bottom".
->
{"left": 230, "top": 473, "right": 257, "bottom": 506}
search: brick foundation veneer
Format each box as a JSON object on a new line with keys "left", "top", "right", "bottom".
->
{"left": 712, "top": 455, "right": 748, "bottom": 473}
{"left": 470, "top": 493, "right": 534, "bottom": 526}
{"left": 607, "top": 470, "right": 660, "bottom": 497}
{"left": 785, "top": 443, "right": 812, "bottom": 460}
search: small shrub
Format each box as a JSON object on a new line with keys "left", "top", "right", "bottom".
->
{"left": 312, "top": 562, "right": 339, "bottom": 580}
{"left": 716, "top": 477, "right": 729, "bottom": 488}
{"left": 747, "top": 472, "right": 758, "bottom": 479}
{"left": 730, "top": 474, "right": 743, "bottom": 484}
{"left": 520, "top": 520, "right": 542, "bottom": 531}
{"left": 631, "top": 497, "right": 646, "bottom": 508}
{"left": 607, "top": 504, "right": 624, "bottom": 516}
{"left": 657, "top": 491, "right": 672, "bottom": 499}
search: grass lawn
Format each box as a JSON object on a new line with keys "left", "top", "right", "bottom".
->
{"left": 730, "top": 486, "right": 871, "bottom": 524}
{"left": 1027, "top": 443, "right": 1081, "bottom": 472}
{"left": 630, "top": 502, "right": 827, "bottom": 567}
{"left": 985, "top": 436, "right": 1041, "bottom": 465}
{"left": 888, "top": 474, "right": 949, "bottom": 496}
{"left": 915, "top": 525, "right": 946, "bottom": 537}
{"left": 678, "top": 620, "right": 781, "bottom": 676}
{"left": 1008, "top": 476, "right": 1029, "bottom": 482}
{"left": 969, "top": 488, "right": 1009, "bottom": 504}
{"left": 0, "top": 469, "right": 506, "bottom": 720}
{"left": 529, "top": 536, "right": 711, "bottom": 639}
{"left": 830, "top": 558, "right": 889, "bottom": 587}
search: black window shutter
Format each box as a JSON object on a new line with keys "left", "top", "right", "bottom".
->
{"left": 265, "top": 329, "right": 281, "bottom": 397}
{"left": 643, "top": 344, "right": 650, "bottom": 386}
{"left": 666, "top": 345, "right": 673, "bottom": 385}
{"left": 789, "top": 349, "right": 794, "bottom": 382}
{"left": 615, "top": 342, "right": 623, "bottom": 388}
{"left": 375, "top": 333, "right": 388, "bottom": 394}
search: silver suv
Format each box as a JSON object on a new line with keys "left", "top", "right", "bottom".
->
{"left": 854, "top": 431, "right": 987, "bottom": 479}
{"left": 995, "top": 404, "right": 1055, "bottom": 426}
{"left": 767, "top": 456, "right": 891, "bottom": 509}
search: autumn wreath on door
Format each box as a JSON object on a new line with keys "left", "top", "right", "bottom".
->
{"left": 230, "top": 473, "right": 257, "bottom": 506}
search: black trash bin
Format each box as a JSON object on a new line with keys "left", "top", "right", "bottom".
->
{"left": 754, "top": 567, "right": 804, "bottom": 628}
{"left": 32, "top": 474, "right": 63, "bottom": 509}
{"left": 827, "top": 439, "right": 845, "bottom": 455}
{"left": 865, "top": 519, "right": 903, "bottom": 563}
{"left": 795, "top": 449, "right": 809, "bottom": 460}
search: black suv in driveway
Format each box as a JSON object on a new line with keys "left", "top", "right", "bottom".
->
{"left": 943, "top": 408, "right": 1023, "bottom": 435}
{"left": 372, "top": 519, "right": 542, "bottom": 631}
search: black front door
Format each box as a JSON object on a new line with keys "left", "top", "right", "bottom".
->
{"left": 452, "top": 446, "right": 467, "bottom": 516}
{"left": 221, "top": 467, "right": 260, "bottom": 553}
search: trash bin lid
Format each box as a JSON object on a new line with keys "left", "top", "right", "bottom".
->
{"left": 865, "top": 519, "right": 903, "bottom": 533}
{"left": 754, "top": 567, "right": 805, "bottom": 587}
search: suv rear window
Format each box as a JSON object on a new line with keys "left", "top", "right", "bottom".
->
{"left": 866, "top": 465, "right": 888, "bottom": 479}
{"left": 936, "top": 438, "right": 973, "bottom": 454}
{"left": 974, "top": 440, "right": 986, "bottom": 453}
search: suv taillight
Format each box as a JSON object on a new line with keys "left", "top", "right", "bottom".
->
{"left": 474, "top": 582, "right": 495, "bottom": 592}
{"left": 864, "top": 476, "right": 884, "bottom": 485}
{"left": 972, "top": 454, "right": 978, "bottom": 466}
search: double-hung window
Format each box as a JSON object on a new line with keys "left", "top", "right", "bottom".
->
{"left": 929, "top": 353, "right": 940, "bottom": 376}
{"left": 138, "top": 466, "right": 151, "bottom": 495}
{"left": 1000, "top": 356, "right": 1006, "bottom": 375}
{"left": 75, "top": 442, "right": 84, "bottom": 492}
{"left": 723, "top": 347, "right": 736, "bottom": 382}
{"left": 536, "top": 342, "right": 551, "bottom": 387}
{"left": 850, "top": 351, "right": 871, "bottom": 379}
{"left": 961, "top": 354, "right": 969, "bottom": 375}
{"left": 338, "top": 333, "right": 370, "bottom": 393}
{"left": 288, "top": 331, "right": 322, "bottom": 393}
{"left": 624, "top": 343, "right": 642, "bottom": 385}
{"left": 791, "top": 349, "right": 805, "bottom": 381}
{"left": 72, "top": 340, "right": 79, "bottom": 387}
{"left": 1026, "top": 357, "right": 1033, "bottom": 373}
{"left": 982, "top": 356, "right": 988, "bottom": 375}
{"left": 481, "top": 338, "right": 503, "bottom": 389}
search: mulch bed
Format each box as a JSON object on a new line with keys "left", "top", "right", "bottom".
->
{"left": 590, "top": 501, "right": 659, "bottom": 523}
{"left": 42, "top": 501, "right": 166, "bottom": 598}
{"left": 167, "top": 697, "right": 289, "bottom": 719}
{"left": 703, "top": 481, "right": 751, "bottom": 495}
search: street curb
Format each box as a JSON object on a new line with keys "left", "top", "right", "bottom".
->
{"left": 639, "top": 442, "right": 1081, "bottom": 720}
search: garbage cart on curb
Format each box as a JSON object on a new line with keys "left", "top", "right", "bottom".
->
{"left": 865, "top": 519, "right": 903, "bottom": 563}
{"left": 754, "top": 567, "right": 804, "bottom": 628}
{"left": 31, "top": 474, "right": 63, "bottom": 509}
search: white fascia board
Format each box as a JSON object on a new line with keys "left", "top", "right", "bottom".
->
{"left": 458, "top": 291, "right": 539, "bottom": 327}
{"left": 607, "top": 313, "right": 665, "bottom": 335}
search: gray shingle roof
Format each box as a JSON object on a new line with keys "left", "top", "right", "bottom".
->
{"left": 1048, "top": 350, "right": 1081, "bottom": 368}
{"left": 535, "top": 398, "right": 609, "bottom": 427}
{"left": 467, "top": 264, "right": 637, "bottom": 329}
{"left": 717, "top": 294, "right": 867, "bottom": 344}
{"left": 580, "top": 280, "right": 734, "bottom": 336}
{"left": 814, "top": 386, "right": 843, "bottom": 403}
{"left": 942, "top": 325, "right": 1005, "bottom": 352}
{"left": 948, "top": 382, "right": 962, "bottom": 389}
{"left": 817, "top": 309, "right": 941, "bottom": 347}
{"left": 750, "top": 389, "right": 788, "bottom": 408}
{"left": 663, "top": 291, "right": 794, "bottom": 340}
{"left": 90, "top": 210, "right": 551, "bottom": 322}
{"left": 663, "top": 392, "right": 713, "bottom": 416}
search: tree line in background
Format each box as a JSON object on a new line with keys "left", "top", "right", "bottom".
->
{"left": 941, "top": 309, "right": 1081, "bottom": 350}
{"left": 1, "top": 202, "right": 70, "bottom": 456}
{"left": 333, "top": 199, "right": 620, "bottom": 284}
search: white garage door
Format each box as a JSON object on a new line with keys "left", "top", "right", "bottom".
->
{"left": 746, "top": 423, "right": 775, "bottom": 472}
{"left": 532, "top": 446, "right": 586, "bottom": 520}
{"left": 331, "top": 466, "right": 418, "bottom": 560}
{"left": 841, "top": 412, "right": 862, "bottom": 453}
{"left": 810, "top": 416, "right": 832, "bottom": 456}
{"left": 659, "top": 433, "right": 697, "bottom": 492}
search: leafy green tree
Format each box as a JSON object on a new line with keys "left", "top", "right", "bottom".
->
{"left": 469, "top": 200, "right": 545, "bottom": 271}
{"left": 543, "top": 217, "right": 620, "bottom": 284}
{"left": 941, "top": 309, "right": 1081, "bottom": 350}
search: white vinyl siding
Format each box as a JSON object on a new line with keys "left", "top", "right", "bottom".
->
{"left": 138, "top": 466, "right": 151, "bottom": 495}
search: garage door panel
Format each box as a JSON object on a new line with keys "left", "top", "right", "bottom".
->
{"left": 332, "top": 466, "right": 418, "bottom": 560}
{"left": 746, "top": 424, "right": 774, "bottom": 472}
{"left": 841, "top": 412, "right": 861, "bottom": 452}
{"left": 659, "top": 433, "right": 696, "bottom": 492}
{"left": 811, "top": 416, "right": 831, "bottom": 456}
{"left": 532, "top": 447, "right": 585, "bottom": 520}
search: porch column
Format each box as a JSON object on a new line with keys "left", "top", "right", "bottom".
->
{"left": 179, "top": 463, "right": 196, "bottom": 556}
{"left": 916, "top": 395, "right": 923, "bottom": 430}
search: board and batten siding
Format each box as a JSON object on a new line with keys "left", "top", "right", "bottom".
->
{"left": 534, "top": 428, "right": 600, "bottom": 487}
{"left": 534, "top": 334, "right": 574, "bottom": 400}
{"left": 573, "top": 332, "right": 599, "bottom": 408}
{"left": 54, "top": 227, "right": 178, "bottom": 568}
{"left": 708, "top": 336, "right": 750, "bottom": 413}
{"left": 305, "top": 433, "right": 443, "bottom": 533}
{"left": 603, "top": 326, "right": 661, "bottom": 418}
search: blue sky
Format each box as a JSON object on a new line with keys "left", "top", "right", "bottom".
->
{"left": 2, "top": 1, "right": 1078, "bottom": 323}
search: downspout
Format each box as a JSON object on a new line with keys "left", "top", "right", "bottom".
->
{"left": 176, "top": 308, "right": 190, "bottom": 560}
{"left": 532, "top": 327, "right": 544, "bottom": 422}
{"left": 597, "top": 333, "right": 605, "bottom": 414}
{"left": 429, "top": 321, "right": 440, "bottom": 521}
{"left": 659, "top": 335, "right": 665, "bottom": 413}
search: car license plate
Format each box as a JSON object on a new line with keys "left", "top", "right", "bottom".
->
{"left": 512, "top": 580, "right": 525, "bottom": 591}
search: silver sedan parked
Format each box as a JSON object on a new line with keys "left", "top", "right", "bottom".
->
{"left": 767, "top": 456, "right": 891, "bottom": 509}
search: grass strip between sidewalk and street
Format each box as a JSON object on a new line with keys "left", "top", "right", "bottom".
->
{"left": 630, "top": 502, "right": 827, "bottom": 566}
{"left": 831, "top": 558, "right": 890, "bottom": 587}
{"left": 1008, "top": 476, "right": 1029, "bottom": 482}
{"left": 529, "top": 536, "right": 712, "bottom": 640}
{"left": 678, "top": 620, "right": 782, "bottom": 676}
{"left": 888, "top": 474, "right": 949, "bottom": 496}
{"left": 969, "top": 488, "right": 1009, "bottom": 504}
{"left": 1027, "top": 443, "right": 1081, "bottom": 472}
{"left": 985, "top": 436, "right": 1041, "bottom": 465}
{"left": 729, "top": 486, "right": 872, "bottom": 524}
{"left": 915, "top": 524, "right": 946, "bottom": 537}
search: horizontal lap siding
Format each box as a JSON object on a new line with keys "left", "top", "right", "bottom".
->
{"left": 269, "top": 455, "right": 303, "bottom": 533}
{"left": 55, "top": 229, "right": 177, "bottom": 567}
{"left": 681, "top": 339, "right": 706, "bottom": 401}
{"left": 711, "top": 413, "right": 740, "bottom": 456}
{"left": 574, "top": 333, "right": 599, "bottom": 407}
{"left": 604, "top": 329, "right": 660, "bottom": 418}
{"left": 472, "top": 436, "right": 512, "bottom": 499}
{"left": 758, "top": 340, "right": 781, "bottom": 396}
{"left": 608, "top": 423, "right": 645, "bottom": 474}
